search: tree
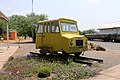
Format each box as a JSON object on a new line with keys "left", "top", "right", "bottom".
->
{"left": 26, "top": 13, "right": 48, "bottom": 41}
{"left": 9, "top": 15, "right": 28, "bottom": 37}
{"left": 9, "top": 13, "right": 48, "bottom": 41}
{"left": 80, "top": 29, "right": 98, "bottom": 35}
{"left": 0, "top": 20, "right": 6, "bottom": 37}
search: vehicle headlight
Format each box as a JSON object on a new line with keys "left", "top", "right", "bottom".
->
{"left": 70, "top": 40, "right": 74, "bottom": 46}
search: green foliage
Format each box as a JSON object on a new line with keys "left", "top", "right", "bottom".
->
{"left": 79, "top": 30, "right": 81, "bottom": 35}
{"left": 9, "top": 15, "right": 26, "bottom": 36}
{"left": 0, "top": 20, "right": 6, "bottom": 36}
{"left": 0, "top": 35, "right": 3, "bottom": 39}
{"left": 9, "top": 13, "right": 48, "bottom": 41}
{"left": 0, "top": 20, "right": 6, "bottom": 29}
{"left": 37, "top": 67, "right": 52, "bottom": 78}
{"left": 2, "top": 55, "right": 99, "bottom": 80}
{"left": 81, "top": 29, "right": 98, "bottom": 35}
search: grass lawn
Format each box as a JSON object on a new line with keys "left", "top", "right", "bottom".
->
{"left": 0, "top": 54, "right": 100, "bottom": 80}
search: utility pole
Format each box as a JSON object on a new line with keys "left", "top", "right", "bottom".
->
{"left": 31, "top": 0, "right": 34, "bottom": 42}
{"left": 32, "top": 0, "right": 33, "bottom": 13}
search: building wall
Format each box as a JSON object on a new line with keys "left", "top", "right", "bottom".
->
{"left": 10, "top": 32, "right": 17, "bottom": 40}
{"left": 99, "top": 28, "right": 120, "bottom": 34}
{"left": 3, "top": 31, "right": 17, "bottom": 40}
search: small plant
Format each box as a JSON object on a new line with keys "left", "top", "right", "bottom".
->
{"left": 8, "top": 56, "right": 14, "bottom": 61}
{"left": 2, "top": 55, "right": 100, "bottom": 79}
{"left": 37, "top": 67, "right": 52, "bottom": 78}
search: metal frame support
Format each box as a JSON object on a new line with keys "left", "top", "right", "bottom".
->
{"left": 7, "top": 21, "right": 9, "bottom": 49}
{"left": 0, "top": 11, "right": 9, "bottom": 49}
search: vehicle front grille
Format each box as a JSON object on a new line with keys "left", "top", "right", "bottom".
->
{"left": 76, "top": 40, "right": 83, "bottom": 46}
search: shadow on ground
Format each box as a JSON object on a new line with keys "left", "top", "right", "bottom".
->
{"left": 12, "top": 41, "right": 35, "bottom": 44}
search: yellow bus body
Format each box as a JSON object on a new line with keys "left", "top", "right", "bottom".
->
{"left": 36, "top": 18, "right": 88, "bottom": 55}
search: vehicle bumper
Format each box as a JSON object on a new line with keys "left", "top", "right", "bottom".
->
{"left": 69, "top": 46, "right": 88, "bottom": 53}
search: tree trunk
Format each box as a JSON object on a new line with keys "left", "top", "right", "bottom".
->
{"left": 24, "top": 35, "right": 27, "bottom": 39}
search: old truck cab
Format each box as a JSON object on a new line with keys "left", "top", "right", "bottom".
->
{"left": 36, "top": 18, "right": 88, "bottom": 56}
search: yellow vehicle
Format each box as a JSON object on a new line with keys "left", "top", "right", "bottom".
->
{"left": 36, "top": 18, "right": 88, "bottom": 57}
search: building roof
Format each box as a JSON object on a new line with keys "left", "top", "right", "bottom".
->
{"left": 98, "top": 21, "right": 120, "bottom": 30}
{"left": 0, "top": 11, "right": 8, "bottom": 21}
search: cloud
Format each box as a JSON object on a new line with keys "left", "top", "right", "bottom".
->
{"left": 7, "top": 7, "right": 12, "bottom": 11}
{"left": 11, "top": 11, "right": 31, "bottom": 16}
{"left": 88, "top": 0, "right": 102, "bottom": 3}
{"left": 0, "top": 6, "right": 3, "bottom": 9}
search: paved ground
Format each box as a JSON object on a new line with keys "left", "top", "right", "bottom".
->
{"left": 89, "top": 41, "right": 120, "bottom": 53}
{"left": 0, "top": 46, "right": 18, "bottom": 70}
{"left": 88, "top": 64, "right": 120, "bottom": 80}
{"left": 85, "top": 41, "right": 120, "bottom": 70}
{"left": 83, "top": 41, "right": 120, "bottom": 80}
{"left": 0, "top": 38, "right": 37, "bottom": 58}
{"left": 0, "top": 38, "right": 35, "bottom": 70}
{"left": 13, "top": 43, "right": 37, "bottom": 57}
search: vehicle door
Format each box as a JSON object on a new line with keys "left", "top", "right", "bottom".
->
{"left": 51, "top": 21, "right": 61, "bottom": 51}
{"left": 36, "top": 23, "right": 43, "bottom": 49}
{"left": 42, "top": 23, "right": 51, "bottom": 47}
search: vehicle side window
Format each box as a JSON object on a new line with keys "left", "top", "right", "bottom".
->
{"left": 51, "top": 22, "right": 59, "bottom": 33}
{"left": 48, "top": 23, "right": 51, "bottom": 33}
{"left": 44, "top": 23, "right": 47, "bottom": 33}
{"left": 37, "top": 24, "right": 43, "bottom": 33}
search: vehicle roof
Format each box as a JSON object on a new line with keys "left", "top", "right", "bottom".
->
{"left": 37, "top": 18, "right": 77, "bottom": 23}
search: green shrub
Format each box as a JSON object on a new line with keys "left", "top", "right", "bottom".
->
{"left": 37, "top": 67, "right": 52, "bottom": 78}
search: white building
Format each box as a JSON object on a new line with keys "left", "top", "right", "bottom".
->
{"left": 98, "top": 22, "right": 120, "bottom": 34}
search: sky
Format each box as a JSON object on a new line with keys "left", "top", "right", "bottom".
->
{"left": 0, "top": 0, "right": 120, "bottom": 31}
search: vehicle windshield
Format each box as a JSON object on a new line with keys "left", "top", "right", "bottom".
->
{"left": 60, "top": 22, "right": 78, "bottom": 32}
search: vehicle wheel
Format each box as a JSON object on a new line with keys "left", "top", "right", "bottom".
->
{"left": 74, "top": 52, "right": 82, "bottom": 57}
